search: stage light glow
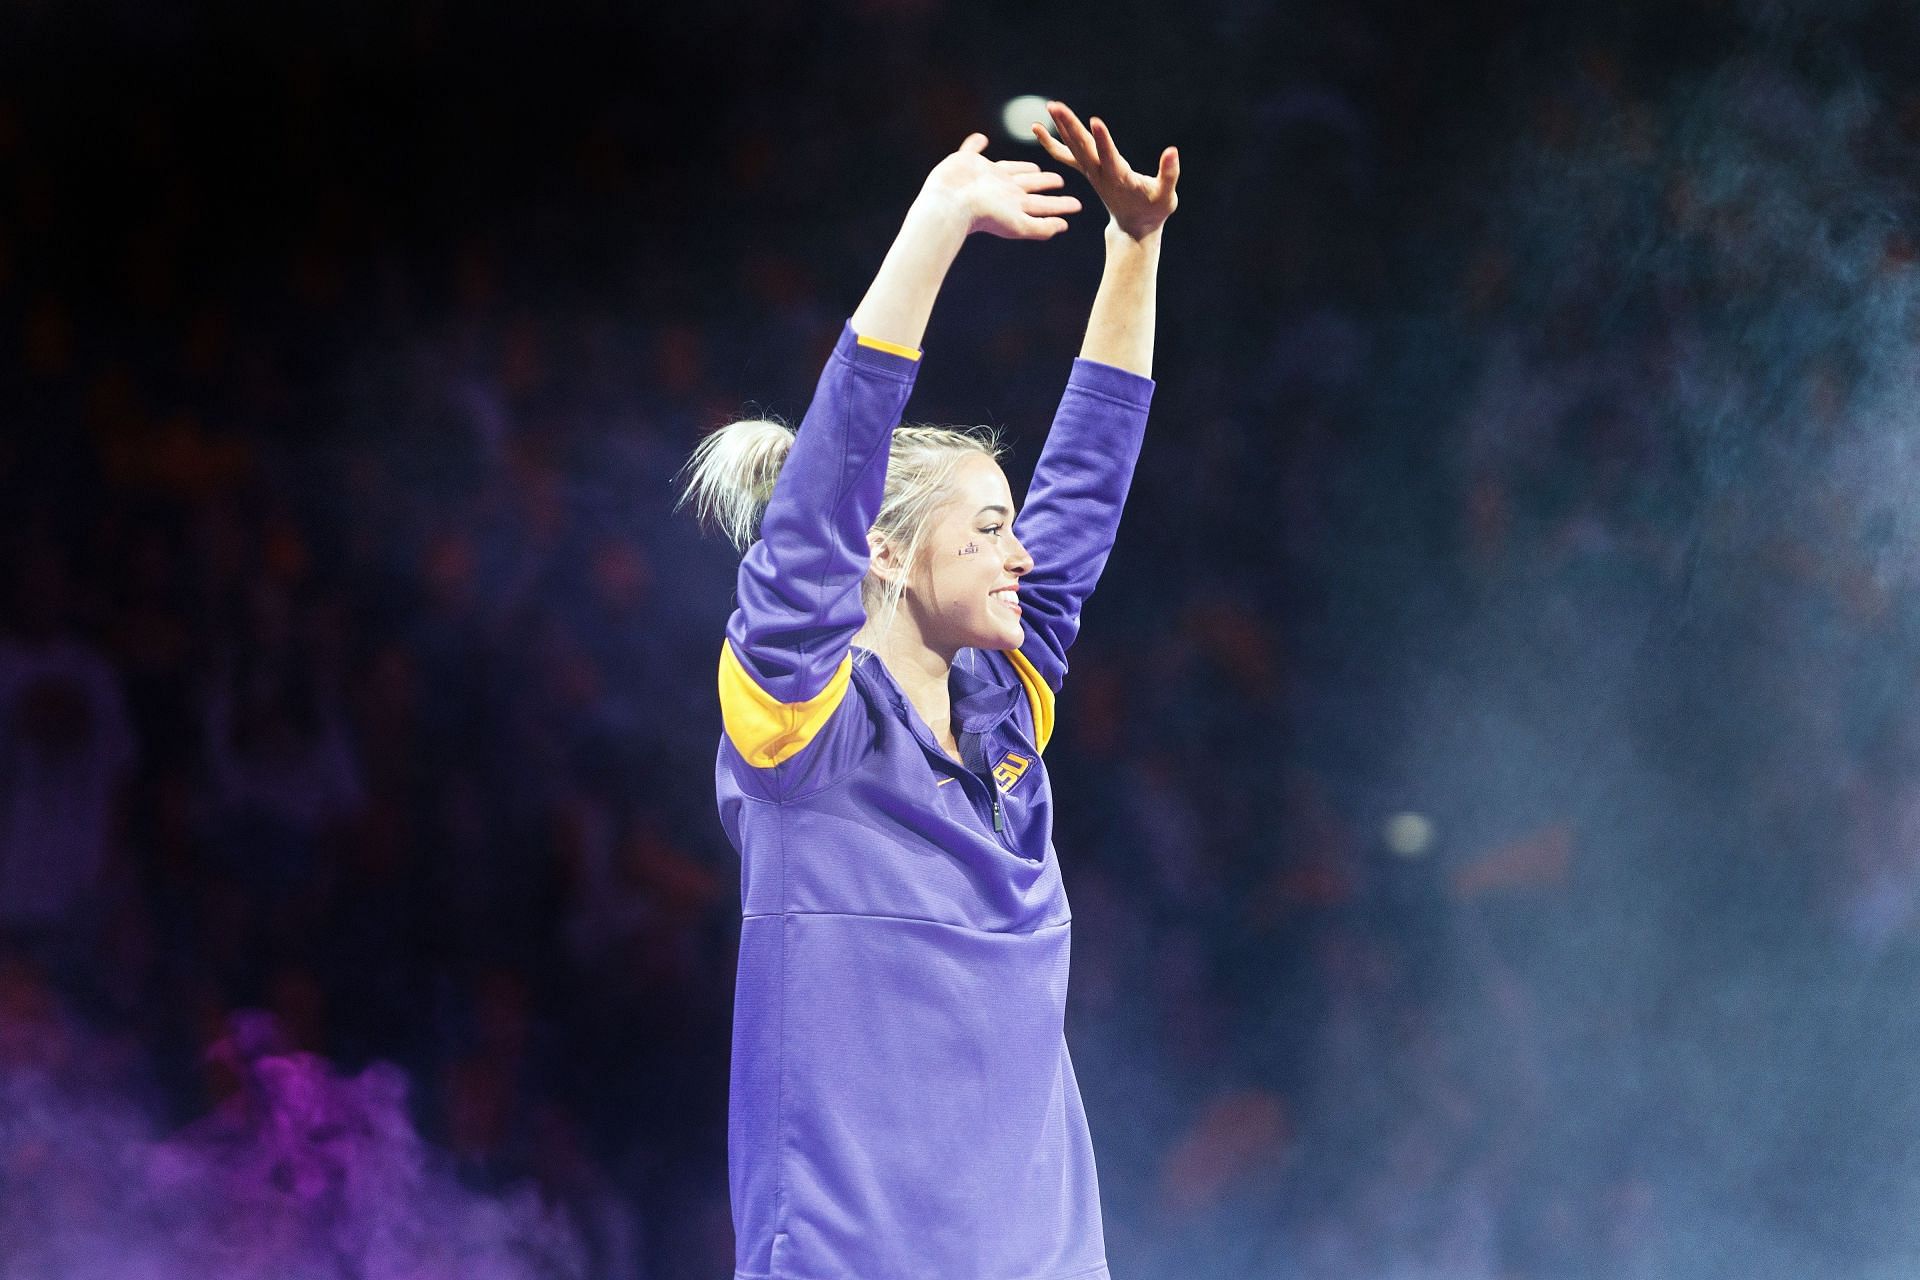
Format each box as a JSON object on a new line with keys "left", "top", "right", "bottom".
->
{"left": 1001, "top": 95, "right": 1053, "bottom": 145}
{"left": 1384, "top": 812, "right": 1434, "bottom": 857}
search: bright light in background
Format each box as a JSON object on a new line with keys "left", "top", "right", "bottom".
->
{"left": 1001, "top": 95, "right": 1053, "bottom": 145}
{"left": 1383, "top": 812, "right": 1435, "bottom": 858}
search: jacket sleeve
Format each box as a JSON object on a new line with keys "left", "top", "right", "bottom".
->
{"left": 719, "top": 323, "right": 920, "bottom": 769}
{"left": 1005, "top": 357, "right": 1155, "bottom": 745}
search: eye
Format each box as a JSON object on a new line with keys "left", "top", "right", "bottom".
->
{"left": 979, "top": 523, "right": 1005, "bottom": 536}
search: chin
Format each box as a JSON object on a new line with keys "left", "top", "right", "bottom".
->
{"left": 954, "top": 627, "right": 1021, "bottom": 653}
{"left": 948, "top": 609, "right": 1025, "bottom": 654}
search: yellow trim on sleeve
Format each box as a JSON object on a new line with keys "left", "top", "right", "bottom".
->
{"left": 718, "top": 641, "right": 855, "bottom": 768}
{"left": 1006, "top": 650, "right": 1055, "bottom": 754}
{"left": 854, "top": 333, "right": 922, "bottom": 361}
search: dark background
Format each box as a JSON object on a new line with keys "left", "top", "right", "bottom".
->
{"left": 9, "top": 1, "right": 1920, "bottom": 1276}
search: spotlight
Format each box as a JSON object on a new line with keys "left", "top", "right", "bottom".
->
{"left": 1383, "top": 812, "right": 1434, "bottom": 858}
{"left": 1001, "top": 95, "right": 1053, "bottom": 145}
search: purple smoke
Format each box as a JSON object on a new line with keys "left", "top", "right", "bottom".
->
{"left": 0, "top": 994, "right": 584, "bottom": 1279}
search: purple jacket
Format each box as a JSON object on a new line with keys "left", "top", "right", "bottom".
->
{"left": 716, "top": 322, "right": 1152, "bottom": 1280}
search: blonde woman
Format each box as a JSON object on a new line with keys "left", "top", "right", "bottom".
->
{"left": 684, "top": 102, "right": 1178, "bottom": 1280}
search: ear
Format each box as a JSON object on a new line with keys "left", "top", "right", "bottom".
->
{"left": 866, "top": 529, "right": 903, "bottom": 583}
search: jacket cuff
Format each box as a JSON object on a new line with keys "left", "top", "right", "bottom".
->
{"left": 1067, "top": 357, "right": 1156, "bottom": 407}
{"left": 841, "top": 322, "right": 922, "bottom": 380}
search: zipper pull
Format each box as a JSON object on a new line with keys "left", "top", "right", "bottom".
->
{"left": 992, "top": 791, "right": 1004, "bottom": 833}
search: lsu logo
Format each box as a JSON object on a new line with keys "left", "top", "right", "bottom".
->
{"left": 991, "top": 751, "right": 1034, "bottom": 793}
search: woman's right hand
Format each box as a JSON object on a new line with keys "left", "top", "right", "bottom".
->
{"left": 1031, "top": 102, "right": 1179, "bottom": 243}
{"left": 920, "top": 133, "right": 1081, "bottom": 241}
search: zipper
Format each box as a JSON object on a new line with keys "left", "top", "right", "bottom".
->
{"left": 959, "top": 729, "right": 1008, "bottom": 842}
{"left": 860, "top": 656, "right": 1019, "bottom": 845}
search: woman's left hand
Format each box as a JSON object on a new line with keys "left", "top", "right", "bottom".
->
{"left": 1032, "top": 101, "right": 1179, "bottom": 242}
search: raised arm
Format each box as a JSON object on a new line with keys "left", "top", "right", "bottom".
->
{"left": 1036, "top": 102, "right": 1179, "bottom": 375}
{"left": 721, "top": 136, "right": 1080, "bottom": 768}
{"left": 1013, "top": 104, "right": 1181, "bottom": 700}
{"left": 852, "top": 135, "right": 1079, "bottom": 348}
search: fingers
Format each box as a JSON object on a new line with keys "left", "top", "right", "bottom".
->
{"left": 1013, "top": 169, "right": 1067, "bottom": 193}
{"left": 959, "top": 132, "right": 989, "bottom": 155}
{"left": 1048, "top": 100, "right": 1092, "bottom": 144}
{"left": 1156, "top": 146, "right": 1181, "bottom": 197}
{"left": 993, "top": 158, "right": 1041, "bottom": 175}
{"left": 1024, "top": 104, "right": 1181, "bottom": 233}
{"left": 1031, "top": 124, "right": 1081, "bottom": 170}
{"left": 1011, "top": 215, "right": 1072, "bottom": 240}
{"left": 976, "top": 212, "right": 1070, "bottom": 241}
{"left": 1022, "top": 193, "right": 1082, "bottom": 218}
{"left": 1046, "top": 101, "right": 1099, "bottom": 169}
{"left": 1089, "top": 116, "right": 1131, "bottom": 177}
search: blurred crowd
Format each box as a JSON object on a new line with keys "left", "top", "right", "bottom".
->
{"left": 10, "top": 2, "right": 1920, "bottom": 1277}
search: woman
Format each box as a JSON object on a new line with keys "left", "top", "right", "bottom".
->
{"left": 682, "top": 101, "right": 1178, "bottom": 1280}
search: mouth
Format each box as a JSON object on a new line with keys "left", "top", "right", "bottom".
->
{"left": 990, "top": 586, "right": 1022, "bottom": 615}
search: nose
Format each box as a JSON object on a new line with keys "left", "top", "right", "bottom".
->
{"left": 1006, "top": 530, "right": 1033, "bottom": 576}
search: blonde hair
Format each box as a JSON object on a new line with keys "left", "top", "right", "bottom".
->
{"left": 679, "top": 418, "right": 1004, "bottom": 633}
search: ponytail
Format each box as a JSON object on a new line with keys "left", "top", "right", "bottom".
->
{"left": 676, "top": 418, "right": 796, "bottom": 552}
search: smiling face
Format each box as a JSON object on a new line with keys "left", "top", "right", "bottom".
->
{"left": 898, "top": 452, "right": 1032, "bottom": 654}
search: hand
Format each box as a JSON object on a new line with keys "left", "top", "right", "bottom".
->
{"left": 1032, "top": 102, "right": 1179, "bottom": 242}
{"left": 920, "top": 133, "right": 1082, "bottom": 240}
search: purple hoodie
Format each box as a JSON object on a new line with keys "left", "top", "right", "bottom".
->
{"left": 716, "top": 323, "right": 1152, "bottom": 1280}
